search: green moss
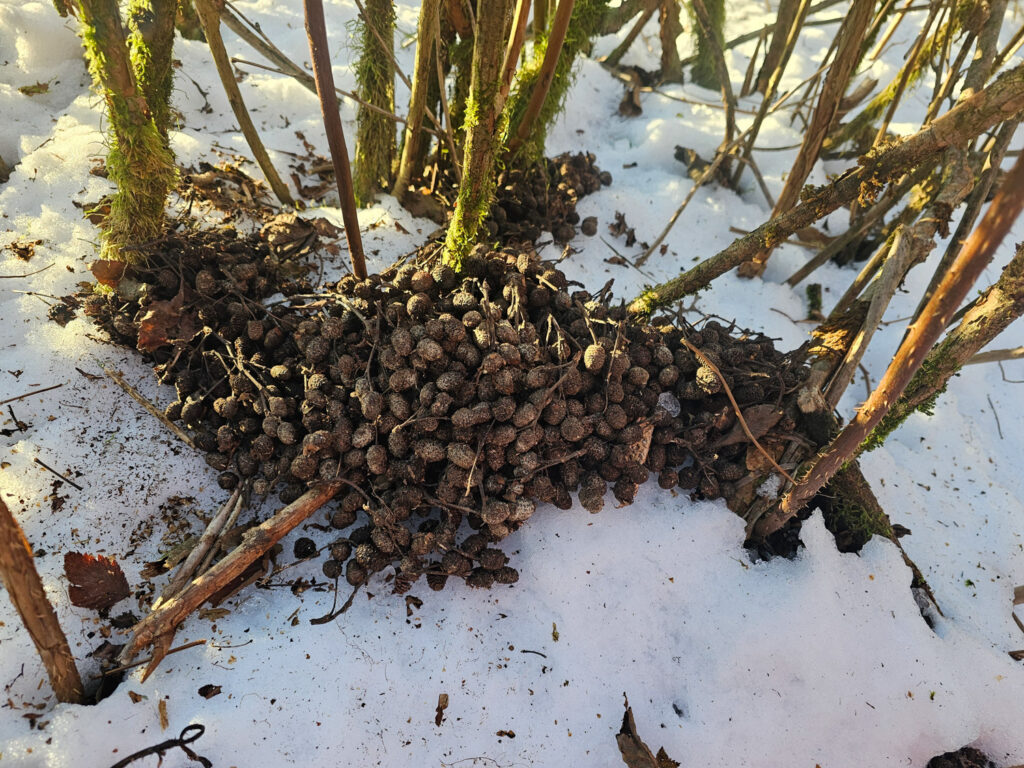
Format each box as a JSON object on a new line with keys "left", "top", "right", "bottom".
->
{"left": 862, "top": 354, "right": 949, "bottom": 452}
{"left": 688, "top": 0, "right": 725, "bottom": 90}
{"left": 127, "top": 0, "right": 176, "bottom": 138}
{"left": 351, "top": 0, "right": 397, "bottom": 206}
{"left": 77, "top": 0, "right": 176, "bottom": 261}
{"left": 505, "top": 0, "right": 610, "bottom": 162}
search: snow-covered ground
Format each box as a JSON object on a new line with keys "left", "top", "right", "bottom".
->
{"left": 2, "top": 1, "right": 1023, "bottom": 765}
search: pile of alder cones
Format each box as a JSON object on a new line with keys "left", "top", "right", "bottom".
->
{"left": 476, "top": 151, "right": 609, "bottom": 244}
{"left": 83, "top": 221, "right": 807, "bottom": 592}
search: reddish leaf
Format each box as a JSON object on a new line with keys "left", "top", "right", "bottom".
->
{"left": 90, "top": 259, "right": 127, "bottom": 288}
{"left": 64, "top": 552, "right": 130, "bottom": 611}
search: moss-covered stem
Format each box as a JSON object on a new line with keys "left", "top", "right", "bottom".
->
{"left": 393, "top": 0, "right": 441, "bottom": 203}
{"left": 506, "top": 0, "right": 575, "bottom": 155}
{"left": 533, "top": 0, "right": 547, "bottom": 34}
{"left": 766, "top": 153, "right": 1024, "bottom": 532}
{"left": 76, "top": 0, "right": 176, "bottom": 260}
{"left": 738, "top": 0, "right": 873, "bottom": 278}
{"left": 193, "top": 0, "right": 294, "bottom": 206}
{"left": 442, "top": 0, "right": 516, "bottom": 270}
{"left": 658, "top": 0, "right": 683, "bottom": 83}
{"left": 505, "top": 0, "right": 608, "bottom": 160}
{"left": 304, "top": 0, "right": 366, "bottom": 279}
{"left": 431, "top": 6, "right": 463, "bottom": 183}
{"left": 688, "top": 0, "right": 724, "bottom": 90}
{"left": 127, "top": 0, "right": 177, "bottom": 139}
{"left": 868, "top": 239, "right": 1024, "bottom": 449}
{"left": 625, "top": 61, "right": 1024, "bottom": 316}
{"left": 175, "top": 0, "right": 205, "bottom": 41}
{"left": 352, "top": 0, "right": 397, "bottom": 205}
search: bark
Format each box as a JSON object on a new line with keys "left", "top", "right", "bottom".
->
{"left": 753, "top": 0, "right": 800, "bottom": 95}
{"left": 767, "top": 152, "right": 1024, "bottom": 532}
{"left": 827, "top": 6, "right": 961, "bottom": 152}
{"left": 393, "top": 0, "right": 441, "bottom": 203}
{"left": 739, "top": 0, "right": 874, "bottom": 277}
{"left": 689, "top": 0, "right": 725, "bottom": 89}
{"left": 689, "top": 0, "right": 735, "bottom": 174}
{"left": 305, "top": 0, "right": 367, "bottom": 278}
{"left": 658, "top": 0, "right": 683, "bottom": 84}
{"left": 442, "top": 0, "right": 516, "bottom": 269}
{"left": 730, "top": 0, "right": 810, "bottom": 188}
{"left": 353, "top": 0, "right": 397, "bottom": 205}
{"left": 869, "top": 239, "right": 1024, "bottom": 448}
{"left": 120, "top": 480, "right": 344, "bottom": 675}
{"left": 0, "top": 499, "right": 84, "bottom": 704}
{"left": 193, "top": 0, "right": 294, "bottom": 206}
{"left": 626, "top": 61, "right": 1024, "bottom": 316}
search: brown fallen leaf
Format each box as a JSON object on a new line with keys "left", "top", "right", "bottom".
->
{"left": 616, "top": 703, "right": 679, "bottom": 768}
{"left": 64, "top": 552, "right": 130, "bottom": 612}
{"left": 197, "top": 684, "right": 222, "bottom": 699}
{"left": 128, "top": 690, "right": 146, "bottom": 703}
{"left": 158, "top": 698, "right": 169, "bottom": 730}
{"left": 711, "top": 404, "right": 784, "bottom": 449}
{"left": 136, "top": 288, "right": 197, "bottom": 353}
{"left": 89, "top": 259, "right": 127, "bottom": 289}
{"left": 435, "top": 693, "right": 449, "bottom": 726}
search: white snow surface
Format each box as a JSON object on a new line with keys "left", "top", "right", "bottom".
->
{"left": 2, "top": 1, "right": 1024, "bottom": 766}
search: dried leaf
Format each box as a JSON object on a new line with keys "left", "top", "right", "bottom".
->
{"left": 64, "top": 552, "right": 130, "bottom": 611}
{"left": 405, "top": 595, "right": 423, "bottom": 617}
{"left": 310, "top": 217, "right": 343, "bottom": 238}
{"left": 3, "top": 239, "right": 42, "bottom": 262}
{"left": 18, "top": 81, "right": 50, "bottom": 96}
{"left": 197, "top": 684, "right": 222, "bottom": 699}
{"left": 435, "top": 693, "right": 449, "bottom": 726}
{"left": 158, "top": 698, "right": 169, "bottom": 730}
{"left": 712, "top": 405, "right": 784, "bottom": 449}
{"left": 136, "top": 289, "right": 196, "bottom": 353}
{"left": 90, "top": 259, "right": 127, "bottom": 288}
{"left": 128, "top": 690, "right": 146, "bottom": 703}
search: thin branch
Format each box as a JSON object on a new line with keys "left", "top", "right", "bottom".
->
{"left": 304, "top": 0, "right": 366, "bottom": 279}
{"left": 193, "top": 0, "right": 294, "bottom": 206}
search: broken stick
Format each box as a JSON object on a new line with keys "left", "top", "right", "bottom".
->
{"left": 120, "top": 479, "right": 344, "bottom": 679}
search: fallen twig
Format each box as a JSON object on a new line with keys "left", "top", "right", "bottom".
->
{"left": 0, "top": 383, "right": 64, "bottom": 405}
{"left": 154, "top": 488, "right": 243, "bottom": 610}
{"left": 104, "top": 368, "right": 197, "bottom": 450}
{"left": 33, "top": 457, "right": 83, "bottom": 491}
{"left": 119, "top": 480, "right": 344, "bottom": 678}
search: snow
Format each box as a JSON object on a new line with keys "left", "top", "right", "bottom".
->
{"left": 2, "top": 1, "right": 1024, "bottom": 766}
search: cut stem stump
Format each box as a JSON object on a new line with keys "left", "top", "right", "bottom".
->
{"left": 0, "top": 498, "right": 84, "bottom": 703}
